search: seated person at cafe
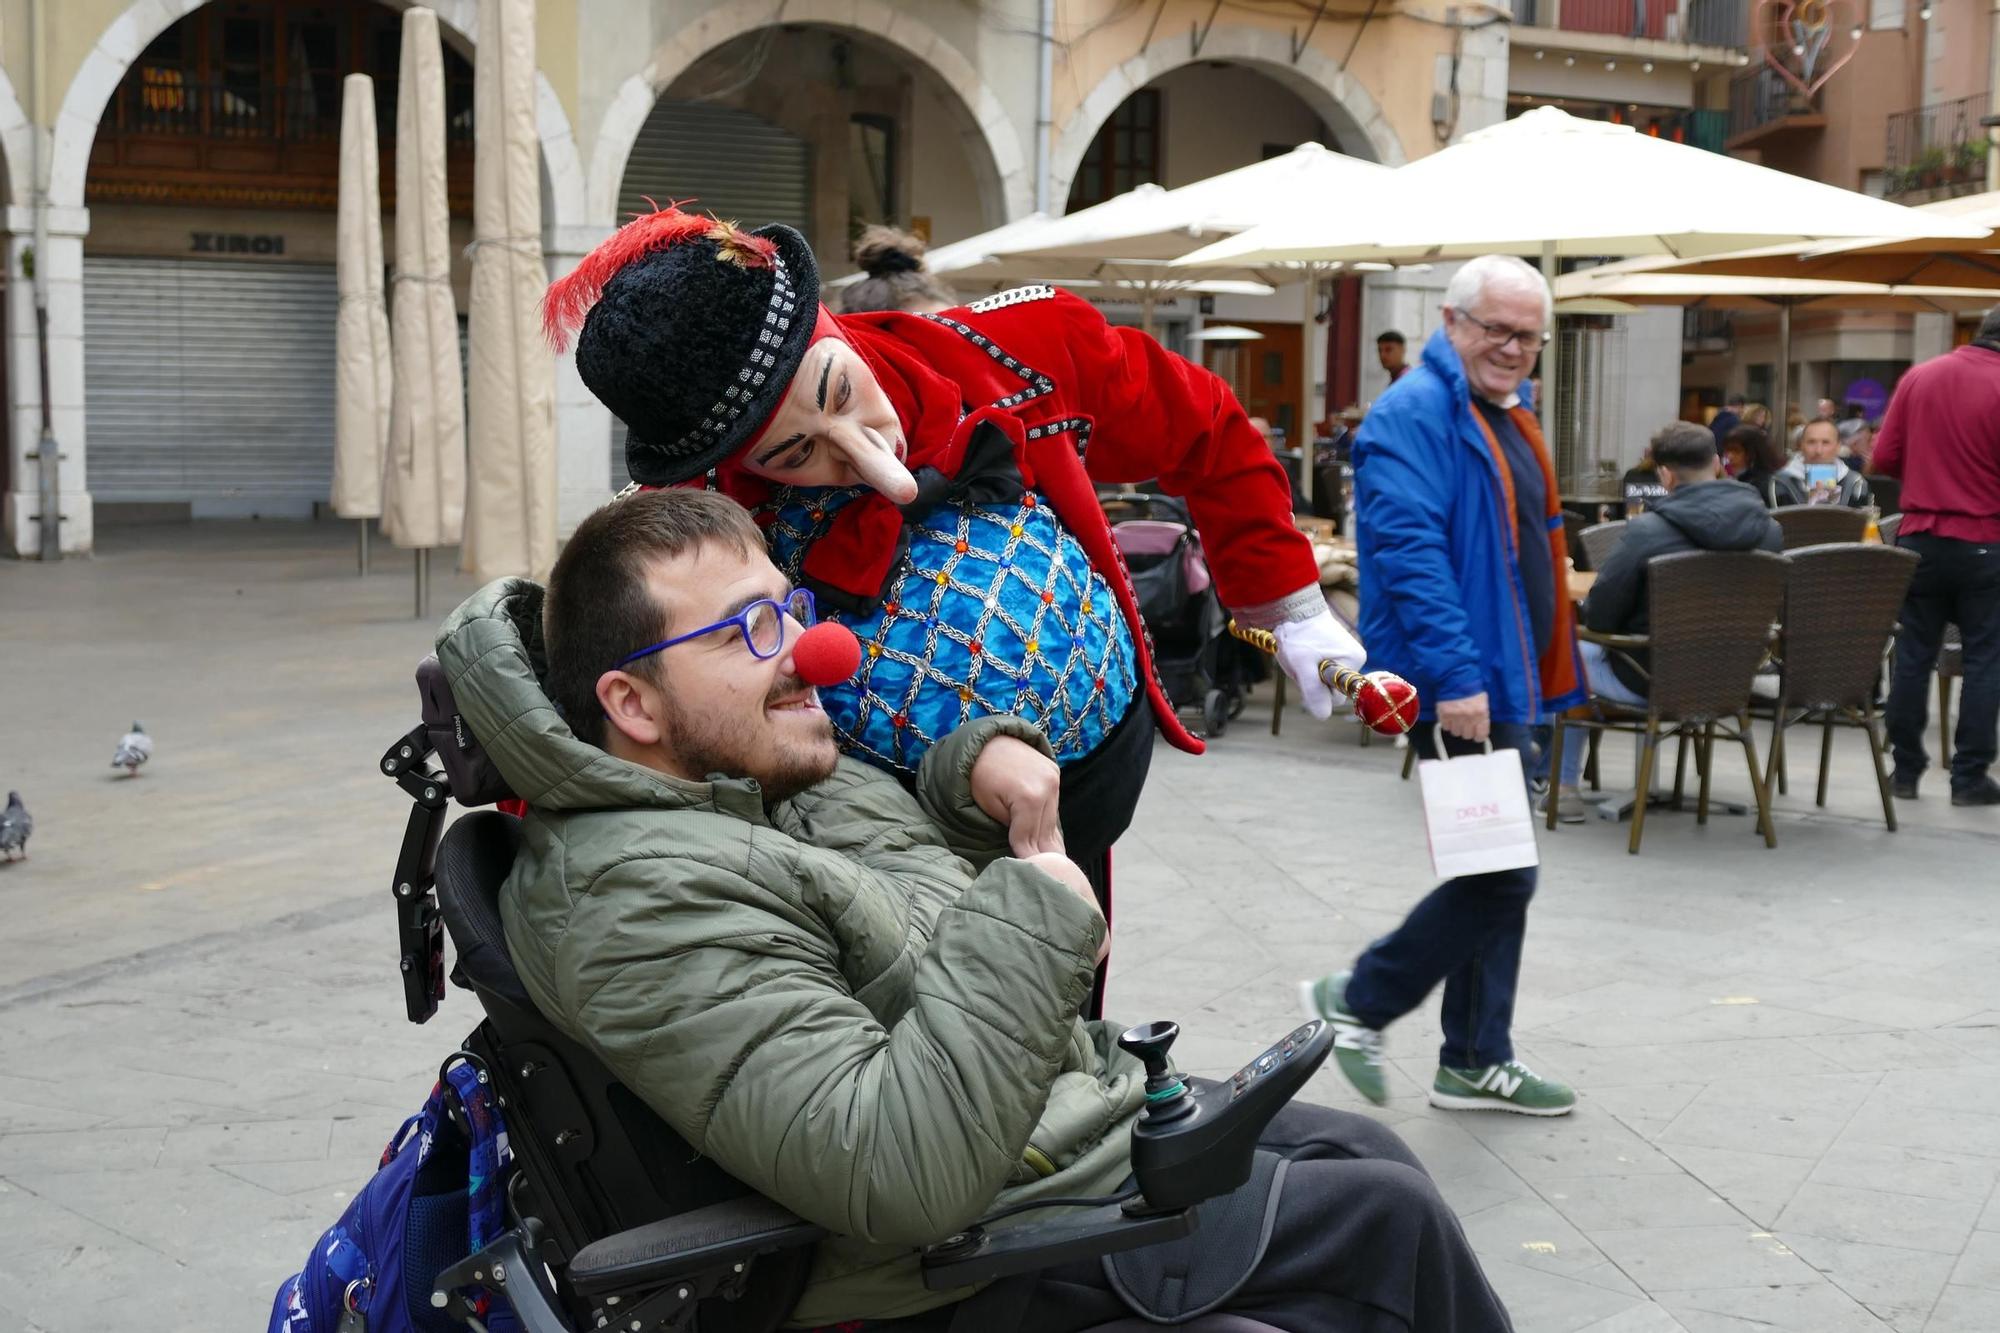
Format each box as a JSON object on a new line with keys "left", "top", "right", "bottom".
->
{"left": 437, "top": 488, "right": 1513, "bottom": 1332}
{"left": 1837, "top": 416, "right": 1875, "bottom": 477}
{"left": 1770, "top": 416, "right": 1873, "bottom": 508}
{"left": 1721, "top": 423, "right": 1783, "bottom": 508}
{"left": 1620, "top": 446, "right": 1669, "bottom": 516}
{"left": 1548, "top": 423, "right": 1782, "bottom": 818}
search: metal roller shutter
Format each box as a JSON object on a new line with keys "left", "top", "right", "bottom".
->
{"left": 85, "top": 257, "right": 339, "bottom": 515}
{"left": 609, "top": 101, "right": 812, "bottom": 488}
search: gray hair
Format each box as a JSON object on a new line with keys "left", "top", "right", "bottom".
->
{"left": 1443, "top": 255, "right": 1554, "bottom": 329}
{"left": 1979, "top": 303, "right": 2000, "bottom": 342}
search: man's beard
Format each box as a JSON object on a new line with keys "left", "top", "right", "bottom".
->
{"left": 659, "top": 673, "right": 838, "bottom": 803}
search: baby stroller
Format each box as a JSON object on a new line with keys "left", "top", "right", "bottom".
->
{"left": 1106, "top": 493, "right": 1254, "bottom": 737}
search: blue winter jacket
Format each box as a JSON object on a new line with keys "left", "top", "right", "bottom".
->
{"left": 1353, "top": 328, "right": 1584, "bottom": 726}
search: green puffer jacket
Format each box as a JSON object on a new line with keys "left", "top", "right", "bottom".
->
{"left": 436, "top": 580, "right": 1149, "bottom": 1326}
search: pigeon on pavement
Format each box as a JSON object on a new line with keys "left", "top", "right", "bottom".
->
{"left": 112, "top": 723, "right": 153, "bottom": 776}
{"left": 0, "top": 792, "right": 29, "bottom": 861}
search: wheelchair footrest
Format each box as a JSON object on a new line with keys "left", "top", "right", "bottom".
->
{"left": 566, "top": 1194, "right": 826, "bottom": 1297}
{"left": 919, "top": 1202, "right": 1195, "bottom": 1291}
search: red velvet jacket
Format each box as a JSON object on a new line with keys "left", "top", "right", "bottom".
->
{"left": 717, "top": 286, "right": 1321, "bottom": 756}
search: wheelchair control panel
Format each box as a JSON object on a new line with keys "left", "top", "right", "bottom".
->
{"left": 918, "top": 1015, "right": 1332, "bottom": 1289}
{"left": 1123, "top": 1017, "right": 1332, "bottom": 1211}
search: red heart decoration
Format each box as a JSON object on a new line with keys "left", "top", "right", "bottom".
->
{"left": 1758, "top": 0, "right": 1861, "bottom": 101}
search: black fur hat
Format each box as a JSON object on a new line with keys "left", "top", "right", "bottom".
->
{"left": 544, "top": 209, "right": 822, "bottom": 486}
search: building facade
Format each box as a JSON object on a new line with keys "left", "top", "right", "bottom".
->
{"left": 0, "top": 0, "right": 1502, "bottom": 557}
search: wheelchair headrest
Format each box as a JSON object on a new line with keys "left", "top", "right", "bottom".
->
{"left": 417, "top": 655, "right": 517, "bottom": 807}
{"left": 434, "top": 810, "right": 533, "bottom": 1005}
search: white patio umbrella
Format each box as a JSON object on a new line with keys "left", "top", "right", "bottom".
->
{"left": 1621, "top": 189, "right": 2000, "bottom": 289}
{"left": 332, "top": 73, "right": 392, "bottom": 576}
{"left": 1183, "top": 324, "right": 1267, "bottom": 342}
{"left": 461, "top": 0, "right": 556, "bottom": 584}
{"left": 1175, "top": 108, "right": 1988, "bottom": 442}
{"left": 1554, "top": 268, "right": 2000, "bottom": 430}
{"left": 964, "top": 146, "right": 1392, "bottom": 498}
{"left": 382, "top": 7, "right": 466, "bottom": 618}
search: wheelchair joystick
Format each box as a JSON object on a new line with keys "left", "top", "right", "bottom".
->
{"left": 1119, "top": 1021, "right": 1195, "bottom": 1123}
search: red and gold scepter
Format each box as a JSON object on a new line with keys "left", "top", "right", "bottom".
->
{"left": 1227, "top": 621, "right": 1420, "bottom": 737}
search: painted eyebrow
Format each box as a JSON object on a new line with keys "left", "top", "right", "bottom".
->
{"left": 756, "top": 431, "right": 808, "bottom": 466}
{"left": 815, "top": 351, "right": 833, "bottom": 410}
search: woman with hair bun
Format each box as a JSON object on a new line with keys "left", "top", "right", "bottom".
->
{"left": 841, "top": 225, "right": 955, "bottom": 315}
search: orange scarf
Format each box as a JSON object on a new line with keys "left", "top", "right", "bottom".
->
{"left": 1467, "top": 400, "right": 1583, "bottom": 711}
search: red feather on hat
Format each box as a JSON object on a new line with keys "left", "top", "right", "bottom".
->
{"left": 542, "top": 206, "right": 779, "bottom": 352}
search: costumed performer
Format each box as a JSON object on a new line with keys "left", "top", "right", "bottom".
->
{"left": 542, "top": 207, "right": 1363, "bottom": 918}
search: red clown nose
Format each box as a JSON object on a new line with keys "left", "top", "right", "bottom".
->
{"left": 792, "top": 621, "right": 862, "bottom": 687}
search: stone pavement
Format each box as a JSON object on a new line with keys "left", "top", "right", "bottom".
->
{"left": 2, "top": 520, "right": 1998, "bottom": 1333}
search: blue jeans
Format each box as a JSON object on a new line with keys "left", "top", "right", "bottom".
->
{"left": 1559, "top": 640, "right": 1649, "bottom": 786}
{"left": 1345, "top": 721, "right": 1539, "bottom": 1070}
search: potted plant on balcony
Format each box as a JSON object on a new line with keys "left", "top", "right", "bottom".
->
{"left": 1915, "top": 146, "right": 1949, "bottom": 189}
{"left": 1952, "top": 138, "right": 1989, "bottom": 183}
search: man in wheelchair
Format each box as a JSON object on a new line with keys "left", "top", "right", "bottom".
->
{"left": 430, "top": 488, "right": 1510, "bottom": 1331}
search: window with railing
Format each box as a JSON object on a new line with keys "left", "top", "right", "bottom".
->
{"left": 1884, "top": 92, "right": 1992, "bottom": 196}
{"left": 90, "top": 0, "right": 474, "bottom": 212}
{"left": 1511, "top": 0, "right": 1746, "bottom": 45}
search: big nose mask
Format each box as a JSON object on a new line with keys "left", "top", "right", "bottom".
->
{"left": 832, "top": 424, "right": 918, "bottom": 503}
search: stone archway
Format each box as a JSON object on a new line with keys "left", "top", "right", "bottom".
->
{"left": 586, "top": 0, "right": 1032, "bottom": 232}
{"left": 0, "top": 65, "right": 29, "bottom": 210}
{"left": 1052, "top": 25, "right": 1406, "bottom": 204}
{"left": 47, "top": 0, "right": 588, "bottom": 230}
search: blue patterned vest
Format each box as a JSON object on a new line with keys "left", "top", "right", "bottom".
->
{"left": 762, "top": 487, "right": 1138, "bottom": 774}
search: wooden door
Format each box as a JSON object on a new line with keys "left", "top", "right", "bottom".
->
{"left": 1209, "top": 321, "right": 1304, "bottom": 444}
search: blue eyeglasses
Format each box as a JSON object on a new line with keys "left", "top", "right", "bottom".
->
{"left": 614, "top": 587, "right": 817, "bottom": 670}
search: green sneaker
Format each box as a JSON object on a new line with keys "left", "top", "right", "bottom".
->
{"left": 1430, "top": 1061, "right": 1576, "bottom": 1116}
{"left": 1299, "top": 972, "right": 1387, "bottom": 1105}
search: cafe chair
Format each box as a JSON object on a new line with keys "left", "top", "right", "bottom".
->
{"left": 1547, "top": 550, "right": 1788, "bottom": 855}
{"left": 1577, "top": 520, "right": 1628, "bottom": 573}
{"left": 1773, "top": 505, "right": 1868, "bottom": 550}
{"left": 1763, "top": 543, "right": 1917, "bottom": 831}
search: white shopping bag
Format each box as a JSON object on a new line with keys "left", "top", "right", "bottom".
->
{"left": 1416, "top": 742, "right": 1541, "bottom": 879}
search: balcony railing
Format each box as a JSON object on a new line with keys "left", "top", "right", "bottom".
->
{"left": 89, "top": 71, "right": 472, "bottom": 212}
{"left": 103, "top": 74, "right": 472, "bottom": 146}
{"left": 1681, "top": 0, "right": 1747, "bottom": 47}
{"left": 1727, "top": 66, "right": 1819, "bottom": 143}
{"left": 1510, "top": 0, "right": 1745, "bottom": 45}
{"left": 1885, "top": 92, "right": 1992, "bottom": 197}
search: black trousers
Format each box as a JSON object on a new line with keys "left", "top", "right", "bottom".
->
{"left": 1886, "top": 533, "right": 2000, "bottom": 790}
{"left": 874, "top": 1102, "right": 1512, "bottom": 1333}
{"left": 1060, "top": 695, "right": 1156, "bottom": 1017}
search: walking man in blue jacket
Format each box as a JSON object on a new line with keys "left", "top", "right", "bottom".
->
{"left": 1303, "top": 255, "right": 1585, "bottom": 1117}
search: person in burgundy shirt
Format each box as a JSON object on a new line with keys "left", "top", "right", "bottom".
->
{"left": 1871, "top": 306, "right": 2000, "bottom": 806}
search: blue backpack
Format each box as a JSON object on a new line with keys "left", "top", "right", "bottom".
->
{"left": 270, "top": 1057, "right": 520, "bottom": 1333}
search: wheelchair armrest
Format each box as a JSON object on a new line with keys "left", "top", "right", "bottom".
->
{"left": 565, "top": 1193, "right": 827, "bottom": 1297}
{"left": 919, "top": 1201, "right": 1195, "bottom": 1291}
{"left": 1578, "top": 628, "right": 1649, "bottom": 649}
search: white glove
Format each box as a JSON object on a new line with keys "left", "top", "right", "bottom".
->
{"left": 1273, "top": 610, "right": 1368, "bottom": 721}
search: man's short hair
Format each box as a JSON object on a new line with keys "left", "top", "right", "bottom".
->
{"left": 1978, "top": 303, "right": 2000, "bottom": 342}
{"left": 544, "top": 489, "right": 765, "bottom": 748}
{"left": 1650, "top": 421, "right": 1717, "bottom": 476}
{"left": 1443, "top": 255, "right": 1554, "bottom": 329}
{"left": 1376, "top": 330, "right": 1406, "bottom": 346}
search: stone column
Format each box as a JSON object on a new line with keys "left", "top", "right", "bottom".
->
{"left": 3, "top": 204, "right": 91, "bottom": 557}
{"left": 546, "top": 226, "right": 614, "bottom": 538}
